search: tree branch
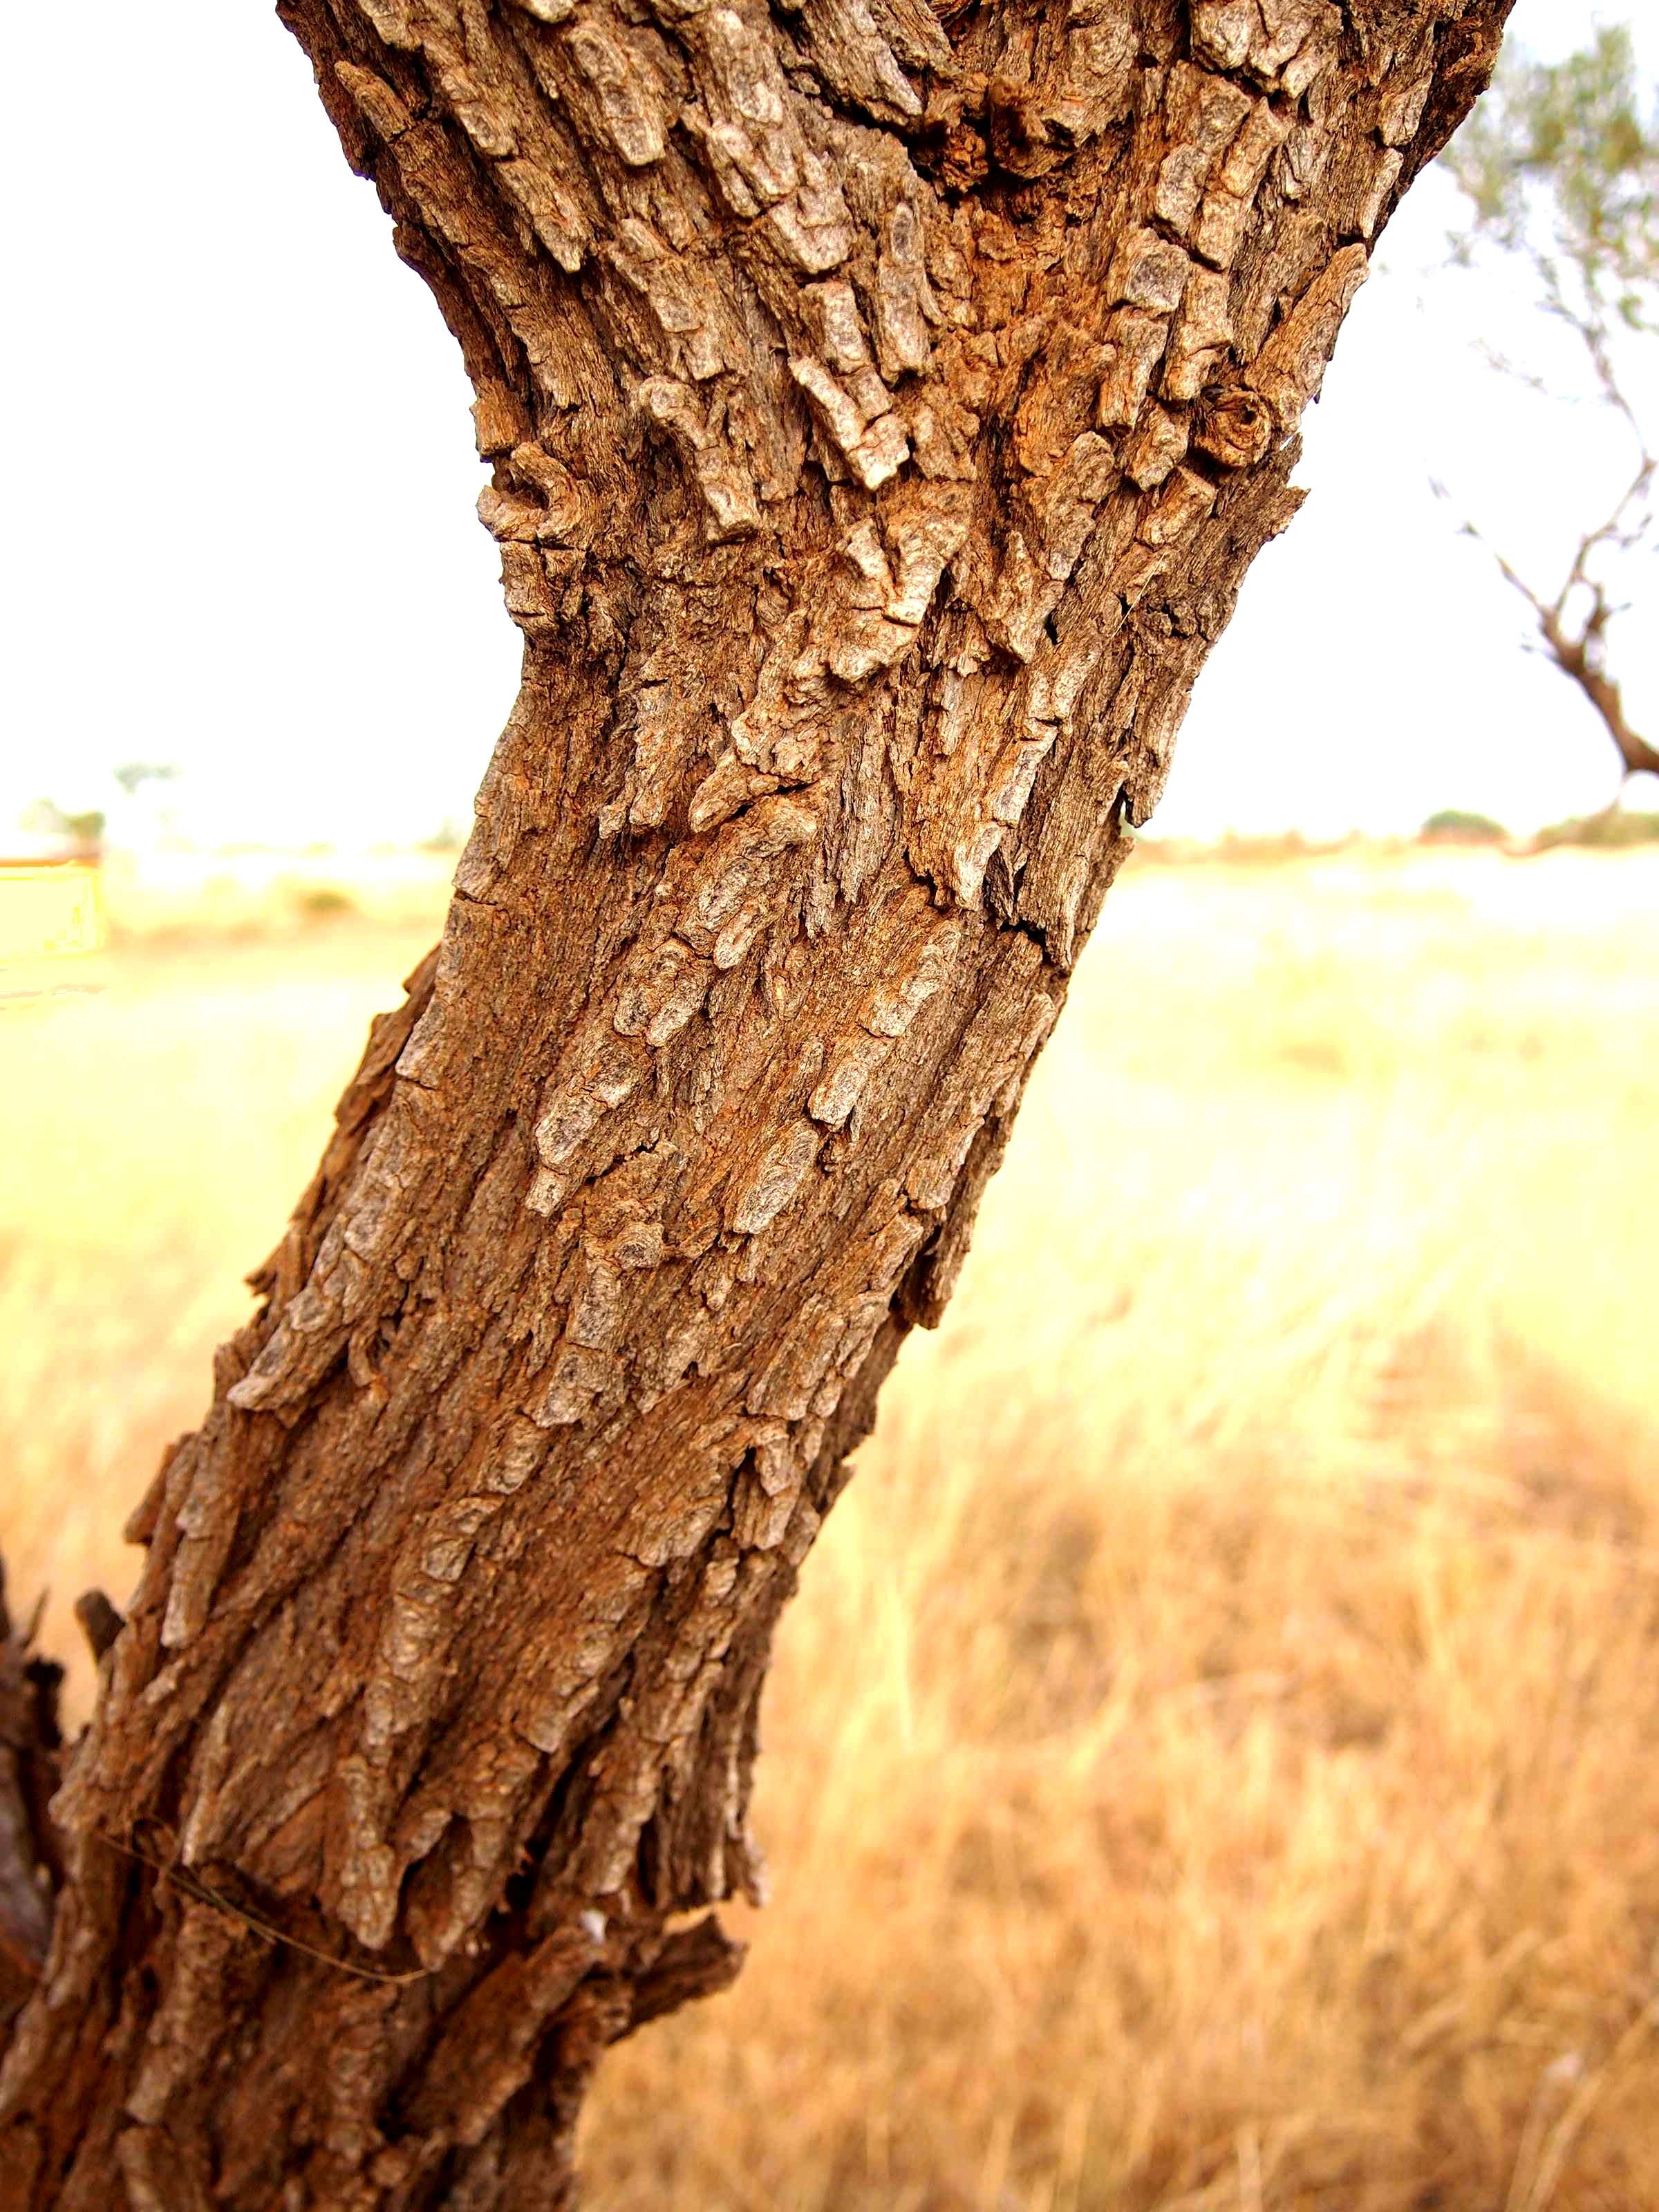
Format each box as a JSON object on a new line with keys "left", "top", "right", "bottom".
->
{"left": 1441, "top": 444, "right": 1659, "bottom": 787}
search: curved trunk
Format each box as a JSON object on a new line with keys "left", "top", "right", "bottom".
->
{"left": 0, "top": 0, "right": 1509, "bottom": 2203}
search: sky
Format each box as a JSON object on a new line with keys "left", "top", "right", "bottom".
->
{"left": 1, "top": 1, "right": 1654, "bottom": 848}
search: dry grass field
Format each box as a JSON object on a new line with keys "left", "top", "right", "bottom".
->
{"left": 4, "top": 848, "right": 1657, "bottom": 2209}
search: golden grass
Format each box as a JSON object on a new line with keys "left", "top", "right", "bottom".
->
{"left": 4, "top": 849, "right": 1658, "bottom": 2209}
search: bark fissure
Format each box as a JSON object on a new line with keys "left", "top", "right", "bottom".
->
{"left": 1, "top": 1, "right": 1511, "bottom": 2202}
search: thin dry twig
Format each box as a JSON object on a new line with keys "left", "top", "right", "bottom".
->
{"left": 90, "top": 1826, "right": 433, "bottom": 1987}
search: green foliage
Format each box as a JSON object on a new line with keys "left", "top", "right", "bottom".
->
{"left": 1421, "top": 809, "right": 1508, "bottom": 844}
{"left": 20, "top": 798, "right": 104, "bottom": 849}
{"left": 294, "top": 885, "right": 355, "bottom": 917}
{"left": 1446, "top": 26, "right": 1658, "bottom": 346}
{"left": 1533, "top": 808, "right": 1659, "bottom": 849}
{"left": 112, "top": 762, "right": 180, "bottom": 798}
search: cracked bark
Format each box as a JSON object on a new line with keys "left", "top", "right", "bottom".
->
{"left": 0, "top": 0, "right": 1511, "bottom": 2203}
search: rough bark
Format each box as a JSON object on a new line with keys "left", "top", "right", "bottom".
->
{"left": 0, "top": 1, "right": 1510, "bottom": 2203}
{"left": 0, "top": 1574, "right": 62, "bottom": 2034}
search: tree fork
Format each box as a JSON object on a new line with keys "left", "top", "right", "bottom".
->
{"left": 0, "top": 1, "right": 1510, "bottom": 2203}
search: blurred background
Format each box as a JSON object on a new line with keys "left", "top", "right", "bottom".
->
{"left": 4, "top": 3, "right": 1659, "bottom": 2206}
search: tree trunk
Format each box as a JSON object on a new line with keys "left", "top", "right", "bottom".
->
{"left": 0, "top": 1, "right": 1509, "bottom": 2202}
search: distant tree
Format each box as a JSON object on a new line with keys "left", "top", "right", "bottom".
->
{"left": 111, "top": 762, "right": 180, "bottom": 798}
{"left": 1534, "top": 806, "right": 1659, "bottom": 849}
{"left": 1422, "top": 807, "right": 1508, "bottom": 843}
{"left": 1442, "top": 26, "right": 1658, "bottom": 794}
{"left": 17, "top": 800, "right": 105, "bottom": 854}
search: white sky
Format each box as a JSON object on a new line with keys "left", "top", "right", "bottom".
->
{"left": 1, "top": 1, "right": 1654, "bottom": 847}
